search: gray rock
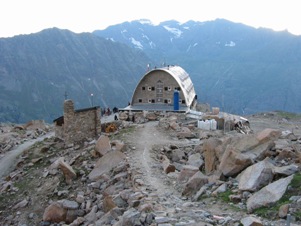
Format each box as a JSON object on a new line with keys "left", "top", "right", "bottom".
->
{"left": 273, "top": 164, "right": 299, "bottom": 176}
{"left": 247, "top": 175, "right": 294, "bottom": 212}
{"left": 241, "top": 216, "right": 263, "bottom": 226}
{"left": 59, "top": 199, "right": 79, "bottom": 210}
{"left": 238, "top": 158, "right": 274, "bottom": 192}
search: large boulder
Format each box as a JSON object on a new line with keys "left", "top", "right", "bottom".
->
{"left": 58, "top": 159, "right": 77, "bottom": 185}
{"left": 43, "top": 202, "right": 67, "bottom": 223}
{"left": 238, "top": 158, "right": 274, "bottom": 192}
{"left": 256, "top": 128, "right": 281, "bottom": 144}
{"left": 95, "top": 135, "right": 111, "bottom": 156}
{"left": 219, "top": 144, "right": 253, "bottom": 177}
{"left": 182, "top": 171, "right": 209, "bottom": 197}
{"left": 177, "top": 165, "right": 199, "bottom": 184}
{"left": 187, "top": 153, "right": 204, "bottom": 169}
{"left": 246, "top": 175, "right": 294, "bottom": 212}
{"left": 88, "top": 151, "right": 126, "bottom": 181}
{"left": 273, "top": 164, "right": 299, "bottom": 176}
{"left": 203, "top": 138, "right": 224, "bottom": 174}
{"left": 219, "top": 130, "right": 277, "bottom": 177}
{"left": 240, "top": 216, "right": 263, "bottom": 226}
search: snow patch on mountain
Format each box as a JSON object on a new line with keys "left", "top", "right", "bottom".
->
{"left": 225, "top": 41, "right": 236, "bottom": 47}
{"left": 108, "top": 38, "right": 115, "bottom": 42}
{"left": 186, "top": 43, "right": 198, "bottom": 52}
{"left": 149, "top": 41, "right": 156, "bottom": 49}
{"left": 138, "top": 19, "right": 154, "bottom": 25}
{"left": 142, "top": 34, "right": 149, "bottom": 40}
{"left": 163, "top": 26, "right": 183, "bottom": 38}
{"left": 130, "top": 37, "right": 143, "bottom": 49}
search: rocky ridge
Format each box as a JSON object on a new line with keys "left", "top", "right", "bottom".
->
{"left": 0, "top": 112, "right": 301, "bottom": 226}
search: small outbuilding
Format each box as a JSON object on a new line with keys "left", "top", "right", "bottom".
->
{"left": 53, "top": 99, "right": 101, "bottom": 144}
{"left": 124, "top": 65, "right": 197, "bottom": 112}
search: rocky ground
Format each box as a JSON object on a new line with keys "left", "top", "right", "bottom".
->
{"left": 0, "top": 111, "right": 301, "bottom": 226}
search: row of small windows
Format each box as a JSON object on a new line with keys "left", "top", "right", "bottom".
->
{"left": 142, "top": 86, "right": 155, "bottom": 91}
{"left": 138, "top": 99, "right": 186, "bottom": 104}
{"left": 141, "top": 86, "right": 181, "bottom": 91}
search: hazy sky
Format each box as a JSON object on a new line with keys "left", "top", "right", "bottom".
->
{"left": 1, "top": 0, "right": 300, "bottom": 38}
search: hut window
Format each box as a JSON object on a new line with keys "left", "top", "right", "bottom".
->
{"left": 152, "top": 99, "right": 155, "bottom": 103}
{"left": 182, "top": 100, "right": 186, "bottom": 104}
{"left": 152, "top": 86, "right": 155, "bottom": 91}
{"left": 164, "top": 99, "right": 168, "bottom": 103}
{"left": 142, "top": 87, "right": 146, "bottom": 90}
{"left": 138, "top": 99, "right": 142, "bottom": 103}
{"left": 164, "top": 87, "right": 168, "bottom": 91}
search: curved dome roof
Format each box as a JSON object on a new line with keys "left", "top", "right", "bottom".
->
{"left": 158, "top": 66, "right": 196, "bottom": 106}
{"left": 131, "top": 65, "right": 196, "bottom": 108}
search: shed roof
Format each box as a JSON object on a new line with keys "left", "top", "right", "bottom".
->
{"left": 53, "top": 105, "right": 100, "bottom": 124}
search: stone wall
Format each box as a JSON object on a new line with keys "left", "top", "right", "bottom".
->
{"left": 55, "top": 100, "right": 101, "bottom": 144}
{"left": 54, "top": 122, "right": 64, "bottom": 139}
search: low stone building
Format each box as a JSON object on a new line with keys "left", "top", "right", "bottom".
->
{"left": 124, "top": 65, "right": 197, "bottom": 112}
{"left": 53, "top": 99, "right": 101, "bottom": 144}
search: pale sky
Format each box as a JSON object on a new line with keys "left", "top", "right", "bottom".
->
{"left": 0, "top": 0, "right": 300, "bottom": 38}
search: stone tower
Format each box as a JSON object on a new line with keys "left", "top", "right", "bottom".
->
{"left": 63, "top": 99, "right": 75, "bottom": 143}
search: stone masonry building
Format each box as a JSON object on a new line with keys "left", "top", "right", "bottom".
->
{"left": 53, "top": 99, "right": 101, "bottom": 144}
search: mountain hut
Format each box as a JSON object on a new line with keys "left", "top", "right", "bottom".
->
{"left": 123, "top": 65, "right": 197, "bottom": 112}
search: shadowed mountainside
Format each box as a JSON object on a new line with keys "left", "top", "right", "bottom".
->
{"left": 1, "top": 19, "right": 301, "bottom": 123}
{"left": 0, "top": 28, "right": 151, "bottom": 123}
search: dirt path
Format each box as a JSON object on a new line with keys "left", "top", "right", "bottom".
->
{"left": 0, "top": 132, "right": 54, "bottom": 180}
{"left": 123, "top": 117, "right": 301, "bottom": 225}
{"left": 125, "top": 121, "right": 247, "bottom": 224}
{"left": 127, "top": 121, "right": 183, "bottom": 196}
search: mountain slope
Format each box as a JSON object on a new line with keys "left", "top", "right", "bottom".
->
{"left": 93, "top": 19, "right": 301, "bottom": 114}
{"left": 0, "top": 28, "right": 151, "bottom": 123}
{"left": 1, "top": 19, "right": 301, "bottom": 123}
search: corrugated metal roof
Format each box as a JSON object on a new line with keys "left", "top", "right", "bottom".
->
{"left": 160, "top": 66, "right": 196, "bottom": 106}
{"left": 131, "top": 65, "right": 196, "bottom": 109}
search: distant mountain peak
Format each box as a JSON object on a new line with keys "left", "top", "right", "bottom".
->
{"left": 137, "top": 19, "right": 154, "bottom": 25}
